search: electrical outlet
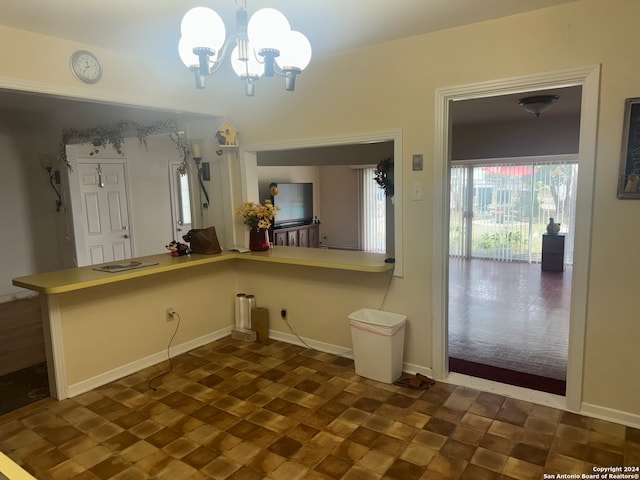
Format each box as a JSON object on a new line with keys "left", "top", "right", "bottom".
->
{"left": 166, "top": 307, "right": 175, "bottom": 322}
{"left": 280, "top": 308, "right": 287, "bottom": 319}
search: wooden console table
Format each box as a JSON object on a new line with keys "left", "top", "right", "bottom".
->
{"left": 273, "top": 224, "right": 320, "bottom": 248}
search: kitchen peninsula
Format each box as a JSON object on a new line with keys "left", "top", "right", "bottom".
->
{"left": 13, "top": 247, "right": 393, "bottom": 400}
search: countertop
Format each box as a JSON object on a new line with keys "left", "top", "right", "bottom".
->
{"left": 13, "top": 247, "right": 393, "bottom": 294}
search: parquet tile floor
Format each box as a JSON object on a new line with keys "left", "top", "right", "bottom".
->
{"left": 1, "top": 337, "right": 638, "bottom": 479}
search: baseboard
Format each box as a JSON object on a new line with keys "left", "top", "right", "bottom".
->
{"left": 400, "top": 362, "right": 434, "bottom": 379}
{"left": 581, "top": 402, "right": 640, "bottom": 429}
{"left": 0, "top": 291, "right": 38, "bottom": 304}
{"left": 267, "top": 330, "right": 433, "bottom": 380}
{"left": 66, "top": 326, "right": 232, "bottom": 398}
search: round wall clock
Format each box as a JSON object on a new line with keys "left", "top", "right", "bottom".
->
{"left": 70, "top": 50, "right": 103, "bottom": 84}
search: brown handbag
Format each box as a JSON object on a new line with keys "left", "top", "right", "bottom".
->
{"left": 182, "top": 226, "right": 222, "bottom": 255}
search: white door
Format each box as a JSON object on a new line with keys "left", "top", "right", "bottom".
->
{"left": 75, "top": 162, "right": 132, "bottom": 265}
{"left": 169, "top": 162, "right": 192, "bottom": 241}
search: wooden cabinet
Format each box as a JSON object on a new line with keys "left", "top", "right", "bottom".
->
{"left": 287, "top": 230, "right": 298, "bottom": 247}
{"left": 273, "top": 224, "right": 320, "bottom": 248}
{"left": 274, "top": 230, "right": 288, "bottom": 246}
{"left": 542, "top": 234, "right": 565, "bottom": 272}
{"left": 308, "top": 224, "right": 319, "bottom": 248}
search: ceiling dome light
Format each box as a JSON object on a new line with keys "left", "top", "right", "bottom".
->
{"left": 518, "top": 95, "right": 559, "bottom": 118}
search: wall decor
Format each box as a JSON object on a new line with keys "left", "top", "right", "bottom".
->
{"left": 618, "top": 97, "right": 640, "bottom": 198}
{"left": 59, "top": 120, "right": 192, "bottom": 173}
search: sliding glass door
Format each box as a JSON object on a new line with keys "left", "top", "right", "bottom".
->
{"left": 450, "top": 161, "right": 578, "bottom": 264}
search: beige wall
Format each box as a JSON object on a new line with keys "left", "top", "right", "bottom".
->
{"left": 319, "top": 165, "right": 360, "bottom": 249}
{"left": 222, "top": 0, "right": 640, "bottom": 417}
{"left": 3, "top": 0, "right": 640, "bottom": 419}
{"left": 58, "top": 263, "right": 237, "bottom": 386}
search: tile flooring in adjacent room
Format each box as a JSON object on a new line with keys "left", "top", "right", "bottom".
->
{"left": 1, "top": 337, "right": 639, "bottom": 480}
{"left": 448, "top": 258, "right": 572, "bottom": 381}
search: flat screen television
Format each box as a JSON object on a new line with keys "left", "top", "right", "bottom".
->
{"left": 271, "top": 182, "right": 313, "bottom": 228}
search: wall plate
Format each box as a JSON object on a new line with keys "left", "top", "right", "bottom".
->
{"left": 412, "top": 154, "right": 423, "bottom": 171}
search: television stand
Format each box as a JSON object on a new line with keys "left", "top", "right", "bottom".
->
{"left": 273, "top": 223, "right": 320, "bottom": 248}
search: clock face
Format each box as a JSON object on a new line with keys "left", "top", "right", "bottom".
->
{"left": 70, "top": 50, "right": 102, "bottom": 84}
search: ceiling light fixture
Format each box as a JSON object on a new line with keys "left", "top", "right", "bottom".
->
{"left": 178, "top": 0, "right": 312, "bottom": 96}
{"left": 517, "top": 95, "right": 559, "bottom": 118}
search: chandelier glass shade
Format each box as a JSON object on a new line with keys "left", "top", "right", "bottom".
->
{"left": 178, "top": 2, "right": 312, "bottom": 95}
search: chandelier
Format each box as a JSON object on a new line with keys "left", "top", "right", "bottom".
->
{"left": 178, "top": 1, "right": 312, "bottom": 96}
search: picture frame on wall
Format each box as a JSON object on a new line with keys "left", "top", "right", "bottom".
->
{"left": 618, "top": 97, "right": 640, "bottom": 199}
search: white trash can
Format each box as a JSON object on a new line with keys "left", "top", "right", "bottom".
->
{"left": 348, "top": 308, "right": 407, "bottom": 384}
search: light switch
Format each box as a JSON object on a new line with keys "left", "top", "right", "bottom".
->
{"left": 412, "top": 154, "right": 424, "bottom": 171}
{"left": 412, "top": 182, "right": 423, "bottom": 200}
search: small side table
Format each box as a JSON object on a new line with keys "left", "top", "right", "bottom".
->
{"left": 542, "top": 234, "right": 565, "bottom": 272}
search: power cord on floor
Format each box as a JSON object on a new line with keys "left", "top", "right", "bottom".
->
{"left": 378, "top": 266, "right": 394, "bottom": 310}
{"left": 148, "top": 311, "right": 181, "bottom": 391}
{"left": 283, "top": 315, "right": 354, "bottom": 358}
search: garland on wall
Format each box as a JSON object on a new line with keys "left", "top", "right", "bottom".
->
{"left": 58, "top": 120, "right": 192, "bottom": 173}
{"left": 375, "top": 157, "right": 394, "bottom": 197}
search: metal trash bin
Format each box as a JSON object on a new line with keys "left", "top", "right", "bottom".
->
{"left": 348, "top": 308, "right": 406, "bottom": 383}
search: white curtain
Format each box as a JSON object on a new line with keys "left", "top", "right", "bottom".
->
{"left": 359, "top": 167, "right": 386, "bottom": 253}
{"left": 450, "top": 160, "right": 578, "bottom": 264}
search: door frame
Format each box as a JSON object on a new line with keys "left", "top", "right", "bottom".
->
{"left": 432, "top": 65, "right": 600, "bottom": 411}
{"left": 168, "top": 161, "right": 193, "bottom": 242}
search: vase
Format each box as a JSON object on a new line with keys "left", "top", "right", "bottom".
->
{"left": 546, "top": 217, "right": 560, "bottom": 236}
{"left": 249, "top": 227, "right": 270, "bottom": 251}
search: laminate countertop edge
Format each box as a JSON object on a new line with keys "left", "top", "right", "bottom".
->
{"left": 12, "top": 247, "right": 393, "bottom": 295}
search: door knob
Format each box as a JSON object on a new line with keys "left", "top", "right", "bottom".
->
{"left": 124, "top": 234, "right": 130, "bottom": 239}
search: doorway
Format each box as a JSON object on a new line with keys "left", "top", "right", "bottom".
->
{"left": 169, "top": 161, "right": 193, "bottom": 242}
{"left": 447, "top": 159, "right": 578, "bottom": 394}
{"left": 432, "top": 66, "right": 599, "bottom": 410}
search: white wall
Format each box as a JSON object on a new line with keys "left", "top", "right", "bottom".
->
{"left": 452, "top": 114, "right": 581, "bottom": 160}
{"left": 0, "top": 112, "right": 63, "bottom": 300}
{"left": 319, "top": 166, "right": 359, "bottom": 249}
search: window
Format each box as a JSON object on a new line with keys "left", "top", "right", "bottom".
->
{"left": 450, "top": 161, "right": 578, "bottom": 263}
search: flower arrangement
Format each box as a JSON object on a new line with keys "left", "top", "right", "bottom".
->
{"left": 235, "top": 200, "right": 279, "bottom": 229}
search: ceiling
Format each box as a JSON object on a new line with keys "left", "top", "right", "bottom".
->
{"left": 0, "top": 0, "right": 577, "bottom": 59}
{"left": 0, "top": 0, "right": 581, "bottom": 124}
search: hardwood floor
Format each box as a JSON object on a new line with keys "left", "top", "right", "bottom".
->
{"left": 448, "top": 258, "right": 571, "bottom": 391}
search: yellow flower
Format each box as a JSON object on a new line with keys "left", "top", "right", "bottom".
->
{"left": 235, "top": 200, "right": 279, "bottom": 229}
